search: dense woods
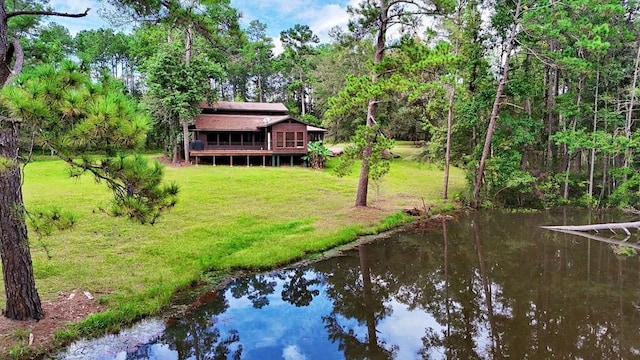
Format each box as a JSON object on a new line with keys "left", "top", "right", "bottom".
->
{"left": 45, "top": 0, "right": 639, "bottom": 209}
{"left": 1, "top": 0, "right": 640, "bottom": 320}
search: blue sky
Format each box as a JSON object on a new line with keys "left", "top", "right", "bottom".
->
{"left": 230, "top": 0, "right": 356, "bottom": 52}
{"left": 46, "top": 0, "right": 358, "bottom": 53}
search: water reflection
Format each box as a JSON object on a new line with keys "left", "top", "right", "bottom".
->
{"left": 59, "top": 209, "right": 640, "bottom": 359}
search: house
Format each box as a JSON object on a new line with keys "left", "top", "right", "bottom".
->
{"left": 189, "top": 101, "right": 327, "bottom": 166}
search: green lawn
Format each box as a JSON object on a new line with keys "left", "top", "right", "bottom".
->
{"left": 10, "top": 145, "right": 465, "bottom": 349}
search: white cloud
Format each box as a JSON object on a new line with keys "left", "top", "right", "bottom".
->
{"left": 282, "top": 345, "right": 307, "bottom": 360}
{"left": 232, "top": 0, "right": 354, "bottom": 47}
{"left": 303, "top": 4, "right": 351, "bottom": 35}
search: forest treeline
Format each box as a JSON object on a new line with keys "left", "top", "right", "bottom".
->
{"left": 13, "top": 0, "right": 640, "bottom": 208}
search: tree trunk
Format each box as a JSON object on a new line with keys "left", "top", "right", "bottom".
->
{"left": 443, "top": 3, "right": 463, "bottom": 200}
{"left": 541, "top": 221, "right": 640, "bottom": 233}
{"left": 257, "top": 74, "right": 263, "bottom": 102}
{"left": 624, "top": 39, "right": 640, "bottom": 177}
{"left": 563, "top": 77, "right": 583, "bottom": 199}
{"left": 300, "top": 69, "right": 306, "bottom": 116}
{"left": 356, "top": 99, "right": 378, "bottom": 206}
{"left": 0, "top": 119, "right": 44, "bottom": 320}
{"left": 182, "top": 121, "right": 189, "bottom": 164}
{"left": 0, "top": 0, "right": 90, "bottom": 321}
{"left": 588, "top": 70, "right": 600, "bottom": 199}
{"left": 546, "top": 62, "right": 558, "bottom": 171}
{"left": 472, "top": 0, "right": 521, "bottom": 207}
{"left": 183, "top": 24, "right": 193, "bottom": 165}
{"left": 443, "top": 86, "right": 455, "bottom": 200}
{"left": 356, "top": 1, "right": 388, "bottom": 207}
{"left": 356, "top": 144, "right": 372, "bottom": 206}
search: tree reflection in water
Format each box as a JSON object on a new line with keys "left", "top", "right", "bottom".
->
{"left": 88, "top": 209, "right": 640, "bottom": 360}
{"left": 321, "top": 244, "right": 398, "bottom": 359}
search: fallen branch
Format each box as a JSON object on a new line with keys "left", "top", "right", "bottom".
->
{"left": 540, "top": 221, "right": 640, "bottom": 235}
{"left": 544, "top": 228, "right": 640, "bottom": 251}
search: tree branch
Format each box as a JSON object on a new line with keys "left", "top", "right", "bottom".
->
{"left": 7, "top": 7, "right": 90, "bottom": 19}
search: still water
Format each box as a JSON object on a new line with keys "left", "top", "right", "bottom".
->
{"left": 59, "top": 209, "right": 640, "bottom": 359}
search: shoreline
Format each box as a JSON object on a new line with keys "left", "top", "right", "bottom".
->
{"left": 22, "top": 212, "right": 458, "bottom": 359}
{"left": 3, "top": 152, "right": 466, "bottom": 359}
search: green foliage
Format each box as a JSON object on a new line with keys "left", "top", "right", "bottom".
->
{"left": 303, "top": 141, "right": 332, "bottom": 169}
{"left": 1, "top": 61, "right": 150, "bottom": 154}
{"left": 1, "top": 62, "right": 178, "bottom": 224}
{"left": 277, "top": 24, "right": 320, "bottom": 114}
{"left": 28, "top": 206, "right": 76, "bottom": 236}
{"left": 0, "top": 156, "right": 16, "bottom": 174}
{"left": 334, "top": 125, "right": 394, "bottom": 182}
{"left": 145, "top": 44, "right": 220, "bottom": 123}
{"left": 612, "top": 245, "right": 637, "bottom": 257}
{"left": 609, "top": 174, "right": 640, "bottom": 209}
{"left": 298, "top": 113, "right": 320, "bottom": 126}
{"left": 142, "top": 37, "right": 223, "bottom": 157}
{"left": 22, "top": 23, "right": 73, "bottom": 65}
{"left": 69, "top": 154, "right": 179, "bottom": 224}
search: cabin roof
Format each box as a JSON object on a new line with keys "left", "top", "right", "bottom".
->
{"left": 193, "top": 101, "right": 328, "bottom": 133}
{"left": 199, "top": 101, "right": 289, "bottom": 113}
{"left": 307, "top": 125, "right": 328, "bottom": 132}
{"left": 194, "top": 114, "right": 291, "bottom": 131}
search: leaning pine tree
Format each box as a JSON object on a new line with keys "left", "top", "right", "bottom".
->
{"left": 0, "top": 61, "right": 178, "bottom": 320}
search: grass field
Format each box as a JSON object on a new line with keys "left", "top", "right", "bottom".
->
{"left": 6, "top": 142, "right": 465, "bottom": 354}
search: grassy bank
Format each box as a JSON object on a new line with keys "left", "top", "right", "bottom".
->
{"left": 4, "top": 144, "right": 465, "bottom": 356}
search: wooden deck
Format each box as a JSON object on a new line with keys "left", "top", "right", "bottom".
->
{"left": 190, "top": 149, "right": 274, "bottom": 156}
{"left": 189, "top": 149, "right": 307, "bottom": 167}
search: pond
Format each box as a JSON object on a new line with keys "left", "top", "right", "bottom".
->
{"left": 58, "top": 209, "right": 640, "bottom": 359}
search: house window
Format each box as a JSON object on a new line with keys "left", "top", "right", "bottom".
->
{"left": 285, "top": 132, "right": 295, "bottom": 148}
{"left": 296, "top": 132, "right": 304, "bottom": 148}
{"left": 256, "top": 133, "right": 265, "bottom": 144}
{"left": 230, "top": 133, "right": 241, "bottom": 146}
{"left": 219, "top": 133, "right": 229, "bottom": 145}
{"left": 242, "top": 133, "right": 252, "bottom": 145}
{"left": 275, "top": 131, "right": 305, "bottom": 148}
{"left": 206, "top": 133, "right": 217, "bottom": 145}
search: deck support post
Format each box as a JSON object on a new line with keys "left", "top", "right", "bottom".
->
{"left": 262, "top": 156, "right": 265, "bottom": 167}
{"left": 195, "top": 156, "right": 198, "bottom": 166}
{"left": 230, "top": 155, "right": 234, "bottom": 167}
{"left": 247, "top": 155, "right": 249, "bottom": 167}
{"left": 290, "top": 155, "right": 293, "bottom": 166}
{"left": 213, "top": 156, "right": 216, "bottom": 166}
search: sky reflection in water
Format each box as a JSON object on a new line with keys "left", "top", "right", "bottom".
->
{"left": 60, "top": 209, "right": 640, "bottom": 359}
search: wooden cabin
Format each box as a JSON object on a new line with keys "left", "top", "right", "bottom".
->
{"left": 189, "top": 101, "right": 327, "bottom": 166}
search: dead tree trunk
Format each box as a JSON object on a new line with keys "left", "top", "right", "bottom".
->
{"left": 624, "top": 38, "right": 640, "bottom": 176}
{"left": 541, "top": 221, "right": 640, "bottom": 234}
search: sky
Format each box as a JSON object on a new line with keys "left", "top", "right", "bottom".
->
{"left": 46, "top": 0, "right": 360, "bottom": 54}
